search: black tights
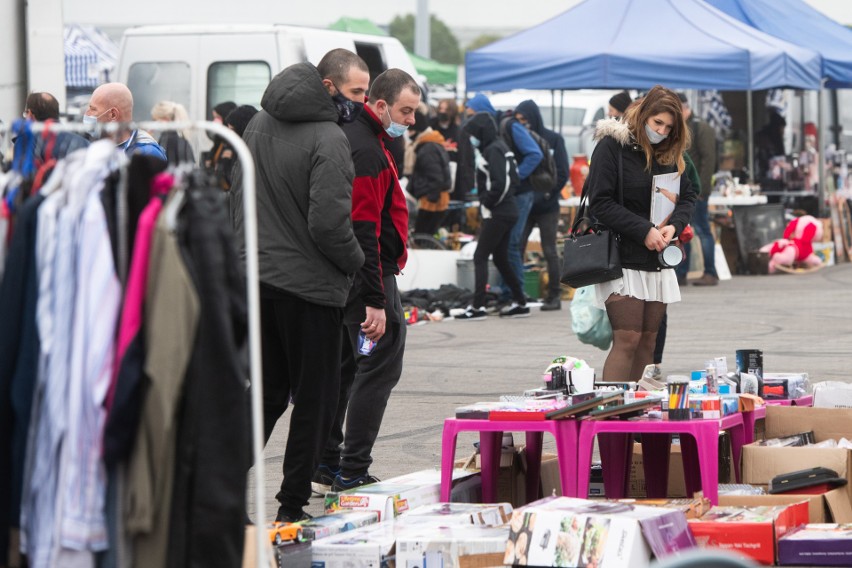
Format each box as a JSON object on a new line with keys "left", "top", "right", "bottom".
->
{"left": 602, "top": 294, "right": 667, "bottom": 381}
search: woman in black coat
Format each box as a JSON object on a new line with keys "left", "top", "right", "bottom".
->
{"left": 587, "top": 85, "right": 696, "bottom": 380}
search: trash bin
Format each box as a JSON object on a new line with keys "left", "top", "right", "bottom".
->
{"left": 456, "top": 258, "right": 502, "bottom": 292}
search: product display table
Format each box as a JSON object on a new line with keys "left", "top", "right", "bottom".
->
{"left": 741, "top": 395, "right": 815, "bottom": 445}
{"left": 440, "top": 418, "right": 580, "bottom": 503}
{"left": 575, "top": 413, "right": 746, "bottom": 505}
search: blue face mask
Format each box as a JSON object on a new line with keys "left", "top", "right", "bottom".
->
{"left": 645, "top": 123, "right": 668, "bottom": 145}
{"left": 384, "top": 107, "right": 408, "bottom": 138}
{"left": 469, "top": 135, "right": 480, "bottom": 148}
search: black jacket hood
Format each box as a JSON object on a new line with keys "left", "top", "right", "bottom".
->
{"left": 515, "top": 100, "right": 545, "bottom": 136}
{"left": 260, "top": 62, "right": 338, "bottom": 123}
{"left": 462, "top": 111, "right": 498, "bottom": 147}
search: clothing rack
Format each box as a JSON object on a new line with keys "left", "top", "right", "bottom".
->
{"left": 20, "top": 119, "right": 268, "bottom": 568}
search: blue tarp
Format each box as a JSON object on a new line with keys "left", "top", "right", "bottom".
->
{"left": 706, "top": 0, "right": 852, "bottom": 89}
{"left": 465, "top": 0, "right": 822, "bottom": 92}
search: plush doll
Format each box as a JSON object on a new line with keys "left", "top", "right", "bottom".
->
{"left": 760, "top": 215, "right": 824, "bottom": 273}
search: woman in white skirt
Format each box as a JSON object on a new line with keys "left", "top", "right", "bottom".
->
{"left": 587, "top": 85, "right": 697, "bottom": 380}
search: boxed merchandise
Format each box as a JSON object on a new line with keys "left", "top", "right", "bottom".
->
{"left": 763, "top": 372, "right": 809, "bottom": 400}
{"left": 778, "top": 523, "right": 852, "bottom": 566}
{"left": 612, "top": 498, "right": 712, "bottom": 520}
{"left": 395, "top": 524, "right": 511, "bottom": 568}
{"left": 310, "top": 521, "right": 396, "bottom": 568}
{"left": 503, "top": 497, "right": 696, "bottom": 567}
{"left": 699, "top": 492, "right": 829, "bottom": 524}
{"left": 688, "top": 502, "right": 808, "bottom": 565}
{"left": 813, "top": 381, "right": 852, "bottom": 409}
{"left": 297, "top": 510, "right": 380, "bottom": 541}
{"left": 399, "top": 502, "right": 513, "bottom": 527}
{"left": 742, "top": 406, "right": 852, "bottom": 522}
{"left": 324, "top": 469, "right": 479, "bottom": 521}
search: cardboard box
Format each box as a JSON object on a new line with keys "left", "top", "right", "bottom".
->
{"left": 241, "top": 526, "right": 276, "bottom": 568}
{"left": 688, "top": 502, "right": 808, "bottom": 565}
{"left": 399, "top": 502, "right": 513, "bottom": 527}
{"left": 742, "top": 406, "right": 852, "bottom": 522}
{"left": 455, "top": 448, "right": 562, "bottom": 507}
{"left": 711, "top": 493, "right": 827, "bottom": 524}
{"left": 613, "top": 498, "right": 712, "bottom": 520}
{"left": 629, "top": 442, "right": 687, "bottom": 498}
{"left": 324, "top": 469, "right": 479, "bottom": 521}
{"left": 778, "top": 523, "right": 852, "bottom": 566}
{"left": 813, "top": 382, "right": 852, "bottom": 409}
{"left": 297, "top": 510, "right": 380, "bottom": 541}
{"left": 395, "top": 525, "right": 511, "bottom": 568}
{"left": 310, "top": 522, "right": 396, "bottom": 568}
{"left": 504, "top": 497, "right": 696, "bottom": 567}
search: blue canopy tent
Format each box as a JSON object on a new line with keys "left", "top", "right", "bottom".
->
{"left": 465, "top": 0, "right": 823, "bottom": 181}
{"left": 706, "top": 0, "right": 852, "bottom": 89}
{"left": 64, "top": 24, "right": 118, "bottom": 89}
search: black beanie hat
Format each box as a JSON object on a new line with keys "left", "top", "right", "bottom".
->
{"left": 214, "top": 101, "right": 237, "bottom": 119}
{"left": 225, "top": 105, "right": 259, "bottom": 138}
{"left": 609, "top": 91, "right": 632, "bottom": 114}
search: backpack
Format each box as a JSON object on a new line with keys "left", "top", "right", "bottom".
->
{"left": 499, "top": 115, "right": 558, "bottom": 194}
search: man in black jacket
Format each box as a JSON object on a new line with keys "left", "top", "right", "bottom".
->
{"left": 232, "top": 49, "right": 368, "bottom": 522}
{"left": 314, "top": 69, "right": 421, "bottom": 493}
{"left": 515, "top": 100, "right": 570, "bottom": 310}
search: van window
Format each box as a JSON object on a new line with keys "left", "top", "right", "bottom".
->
{"left": 127, "top": 62, "right": 191, "bottom": 122}
{"left": 354, "top": 43, "right": 386, "bottom": 84}
{"left": 207, "top": 61, "right": 271, "bottom": 119}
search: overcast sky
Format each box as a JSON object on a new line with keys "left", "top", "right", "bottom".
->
{"left": 62, "top": 0, "right": 852, "bottom": 30}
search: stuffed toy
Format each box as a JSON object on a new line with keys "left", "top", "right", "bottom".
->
{"left": 759, "top": 215, "right": 824, "bottom": 274}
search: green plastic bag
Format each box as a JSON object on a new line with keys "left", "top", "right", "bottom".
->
{"left": 570, "top": 286, "right": 613, "bottom": 351}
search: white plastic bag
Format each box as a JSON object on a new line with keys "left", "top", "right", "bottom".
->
{"left": 570, "top": 286, "right": 613, "bottom": 351}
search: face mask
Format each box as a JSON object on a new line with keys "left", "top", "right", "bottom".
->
{"left": 83, "top": 109, "right": 111, "bottom": 135}
{"left": 331, "top": 85, "right": 364, "bottom": 124}
{"left": 437, "top": 112, "right": 449, "bottom": 123}
{"left": 645, "top": 123, "right": 668, "bottom": 145}
{"left": 469, "top": 135, "right": 480, "bottom": 148}
{"left": 384, "top": 107, "right": 408, "bottom": 138}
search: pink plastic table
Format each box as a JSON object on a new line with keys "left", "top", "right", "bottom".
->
{"left": 575, "top": 413, "right": 746, "bottom": 505}
{"left": 742, "top": 394, "right": 814, "bottom": 444}
{"left": 440, "top": 418, "right": 580, "bottom": 503}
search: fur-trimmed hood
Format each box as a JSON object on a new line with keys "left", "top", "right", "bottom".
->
{"left": 593, "top": 117, "right": 632, "bottom": 146}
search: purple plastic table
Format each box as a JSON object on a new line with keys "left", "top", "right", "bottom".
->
{"left": 575, "top": 413, "right": 746, "bottom": 505}
{"left": 440, "top": 418, "right": 580, "bottom": 503}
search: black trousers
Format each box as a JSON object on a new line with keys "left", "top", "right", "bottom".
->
{"left": 260, "top": 289, "right": 343, "bottom": 516}
{"left": 322, "top": 276, "right": 406, "bottom": 477}
{"left": 523, "top": 209, "right": 561, "bottom": 300}
{"left": 474, "top": 216, "right": 524, "bottom": 308}
{"left": 414, "top": 209, "right": 447, "bottom": 235}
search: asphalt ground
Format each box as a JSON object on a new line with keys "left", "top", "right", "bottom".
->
{"left": 249, "top": 262, "right": 852, "bottom": 520}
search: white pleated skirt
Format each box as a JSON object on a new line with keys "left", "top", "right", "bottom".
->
{"left": 593, "top": 268, "right": 681, "bottom": 309}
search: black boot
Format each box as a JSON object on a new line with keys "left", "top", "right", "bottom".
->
{"left": 540, "top": 296, "right": 562, "bottom": 311}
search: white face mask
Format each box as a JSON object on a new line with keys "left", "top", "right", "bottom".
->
{"left": 645, "top": 123, "right": 668, "bottom": 145}
{"left": 83, "top": 109, "right": 112, "bottom": 134}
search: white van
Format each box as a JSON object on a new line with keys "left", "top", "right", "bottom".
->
{"left": 116, "top": 24, "right": 419, "bottom": 125}
{"left": 487, "top": 89, "right": 620, "bottom": 157}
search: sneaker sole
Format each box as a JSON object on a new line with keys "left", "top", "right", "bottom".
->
{"left": 500, "top": 313, "right": 531, "bottom": 318}
{"left": 456, "top": 317, "right": 487, "bottom": 322}
{"left": 311, "top": 481, "right": 332, "bottom": 495}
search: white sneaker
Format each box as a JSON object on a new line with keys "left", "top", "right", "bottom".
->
{"left": 456, "top": 306, "right": 488, "bottom": 321}
{"left": 499, "top": 302, "right": 530, "bottom": 318}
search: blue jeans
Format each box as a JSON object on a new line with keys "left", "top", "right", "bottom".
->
{"left": 500, "top": 191, "right": 534, "bottom": 300}
{"left": 676, "top": 198, "right": 717, "bottom": 279}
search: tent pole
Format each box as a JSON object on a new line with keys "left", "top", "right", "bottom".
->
{"left": 550, "top": 90, "right": 556, "bottom": 129}
{"left": 559, "top": 90, "right": 565, "bottom": 135}
{"left": 818, "top": 79, "right": 826, "bottom": 218}
{"left": 747, "top": 91, "right": 755, "bottom": 182}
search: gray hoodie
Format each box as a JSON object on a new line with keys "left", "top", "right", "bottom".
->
{"left": 232, "top": 62, "right": 365, "bottom": 307}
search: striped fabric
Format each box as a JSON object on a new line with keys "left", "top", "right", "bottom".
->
{"left": 699, "top": 90, "right": 733, "bottom": 143}
{"left": 64, "top": 25, "right": 118, "bottom": 88}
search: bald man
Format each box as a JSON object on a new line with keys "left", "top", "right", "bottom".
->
{"left": 84, "top": 82, "right": 166, "bottom": 161}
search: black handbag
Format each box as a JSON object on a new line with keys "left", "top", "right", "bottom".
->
{"left": 559, "top": 149, "right": 623, "bottom": 288}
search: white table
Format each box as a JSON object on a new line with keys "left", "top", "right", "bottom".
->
{"left": 559, "top": 194, "right": 768, "bottom": 208}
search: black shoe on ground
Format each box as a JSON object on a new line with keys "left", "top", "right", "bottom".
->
{"left": 331, "top": 473, "right": 381, "bottom": 492}
{"left": 499, "top": 302, "right": 530, "bottom": 318}
{"left": 691, "top": 273, "right": 719, "bottom": 286}
{"left": 456, "top": 306, "right": 488, "bottom": 321}
{"left": 275, "top": 509, "right": 313, "bottom": 523}
{"left": 311, "top": 464, "right": 340, "bottom": 495}
{"left": 540, "top": 297, "right": 562, "bottom": 311}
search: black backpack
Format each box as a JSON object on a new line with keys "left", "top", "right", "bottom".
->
{"left": 499, "top": 115, "right": 558, "bottom": 194}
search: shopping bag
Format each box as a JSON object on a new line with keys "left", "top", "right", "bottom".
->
{"left": 570, "top": 286, "right": 613, "bottom": 351}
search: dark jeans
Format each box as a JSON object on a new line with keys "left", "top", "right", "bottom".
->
{"left": 523, "top": 209, "right": 561, "bottom": 300}
{"left": 676, "top": 198, "right": 717, "bottom": 279}
{"left": 654, "top": 312, "right": 667, "bottom": 365}
{"left": 501, "top": 191, "right": 534, "bottom": 300}
{"left": 260, "top": 290, "right": 343, "bottom": 516}
{"left": 322, "top": 276, "right": 406, "bottom": 477}
{"left": 414, "top": 209, "right": 446, "bottom": 235}
{"left": 475, "top": 216, "right": 525, "bottom": 308}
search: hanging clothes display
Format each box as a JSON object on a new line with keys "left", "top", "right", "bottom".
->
{"left": 0, "top": 121, "right": 250, "bottom": 568}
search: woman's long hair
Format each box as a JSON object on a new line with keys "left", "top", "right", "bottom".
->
{"left": 624, "top": 85, "right": 690, "bottom": 175}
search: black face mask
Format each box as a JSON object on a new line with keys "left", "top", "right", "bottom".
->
{"left": 332, "top": 90, "right": 364, "bottom": 124}
{"left": 437, "top": 112, "right": 450, "bottom": 123}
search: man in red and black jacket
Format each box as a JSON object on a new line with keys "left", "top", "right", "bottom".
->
{"left": 313, "top": 69, "right": 421, "bottom": 493}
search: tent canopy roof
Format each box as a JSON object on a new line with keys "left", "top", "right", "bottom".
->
{"left": 465, "top": 0, "right": 822, "bottom": 92}
{"left": 706, "top": 0, "right": 852, "bottom": 88}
